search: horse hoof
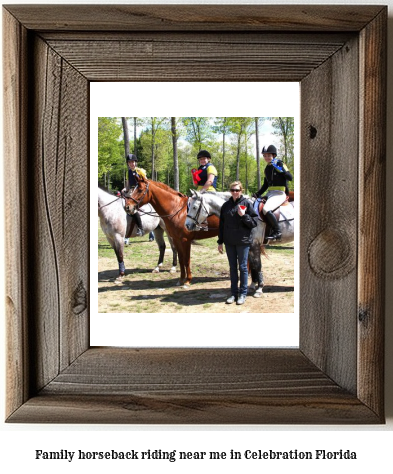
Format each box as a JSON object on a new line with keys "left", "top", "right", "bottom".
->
{"left": 170, "top": 267, "right": 177, "bottom": 274}
{"left": 182, "top": 283, "right": 191, "bottom": 289}
{"left": 152, "top": 267, "right": 160, "bottom": 273}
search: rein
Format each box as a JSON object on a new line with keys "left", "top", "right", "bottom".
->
{"left": 187, "top": 194, "right": 219, "bottom": 231}
{"left": 98, "top": 196, "right": 122, "bottom": 209}
{"left": 138, "top": 203, "right": 188, "bottom": 219}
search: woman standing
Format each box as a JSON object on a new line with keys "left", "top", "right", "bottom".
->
{"left": 217, "top": 181, "right": 258, "bottom": 305}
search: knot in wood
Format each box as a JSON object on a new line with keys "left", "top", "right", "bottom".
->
{"left": 308, "top": 228, "right": 355, "bottom": 279}
{"left": 73, "top": 281, "right": 87, "bottom": 315}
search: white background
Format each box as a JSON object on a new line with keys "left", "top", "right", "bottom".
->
{"left": 1, "top": 0, "right": 392, "bottom": 473}
{"left": 91, "top": 82, "right": 300, "bottom": 348}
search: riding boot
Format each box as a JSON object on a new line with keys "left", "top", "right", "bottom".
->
{"left": 265, "top": 211, "right": 282, "bottom": 240}
{"left": 133, "top": 212, "right": 144, "bottom": 236}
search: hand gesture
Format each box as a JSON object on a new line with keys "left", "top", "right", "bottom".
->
{"left": 237, "top": 205, "right": 246, "bottom": 216}
{"left": 271, "top": 158, "right": 284, "bottom": 173}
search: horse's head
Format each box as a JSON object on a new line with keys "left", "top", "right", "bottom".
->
{"left": 124, "top": 176, "right": 149, "bottom": 215}
{"left": 185, "top": 190, "right": 210, "bottom": 231}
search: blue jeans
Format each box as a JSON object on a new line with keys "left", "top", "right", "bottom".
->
{"left": 225, "top": 244, "right": 250, "bottom": 297}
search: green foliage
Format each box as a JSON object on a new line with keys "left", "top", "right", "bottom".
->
{"left": 270, "top": 117, "right": 295, "bottom": 190}
{"left": 98, "top": 117, "right": 295, "bottom": 194}
{"left": 98, "top": 117, "right": 123, "bottom": 178}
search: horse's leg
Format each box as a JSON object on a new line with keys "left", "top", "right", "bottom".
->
{"left": 166, "top": 233, "right": 178, "bottom": 273}
{"left": 249, "top": 241, "right": 264, "bottom": 298}
{"left": 112, "top": 233, "right": 126, "bottom": 279}
{"left": 182, "top": 241, "right": 192, "bottom": 288}
{"left": 174, "top": 241, "right": 187, "bottom": 286}
{"left": 152, "top": 226, "right": 165, "bottom": 273}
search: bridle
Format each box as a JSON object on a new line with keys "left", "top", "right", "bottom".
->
{"left": 186, "top": 194, "right": 210, "bottom": 231}
{"left": 125, "top": 181, "right": 187, "bottom": 219}
{"left": 126, "top": 181, "right": 150, "bottom": 210}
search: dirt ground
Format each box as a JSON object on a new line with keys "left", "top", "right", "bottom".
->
{"left": 98, "top": 238, "right": 294, "bottom": 314}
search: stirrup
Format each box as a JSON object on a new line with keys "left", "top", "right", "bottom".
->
{"left": 267, "top": 232, "right": 282, "bottom": 241}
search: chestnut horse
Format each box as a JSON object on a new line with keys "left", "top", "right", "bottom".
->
{"left": 124, "top": 177, "right": 220, "bottom": 287}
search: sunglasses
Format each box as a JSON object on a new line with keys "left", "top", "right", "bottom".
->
{"left": 230, "top": 189, "right": 241, "bottom": 192}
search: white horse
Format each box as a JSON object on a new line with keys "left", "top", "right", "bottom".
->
{"left": 185, "top": 190, "right": 294, "bottom": 297}
{"left": 98, "top": 187, "right": 177, "bottom": 279}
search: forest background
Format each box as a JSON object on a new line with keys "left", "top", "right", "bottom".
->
{"left": 98, "top": 117, "right": 294, "bottom": 194}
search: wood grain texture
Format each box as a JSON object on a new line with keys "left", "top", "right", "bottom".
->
{"left": 3, "top": 8, "right": 30, "bottom": 418}
{"left": 3, "top": 5, "right": 384, "bottom": 32}
{"left": 30, "top": 36, "right": 90, "bottom": 389}
{"left": 358, "top": 9, "right": 387, "bottom": 416}
{"left": 45, "top": 36, "right": 348, "bottom": 82}
{"left": 7, "top": 348, "right": 379, "bottom": 424}
{"left": 3, "top": 5, "right": 386, "bottom": 424}
{"left": 300, "top": 36, "right": 359, "bottom": 394}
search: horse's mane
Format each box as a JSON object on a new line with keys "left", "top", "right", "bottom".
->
{"left": 98, "top": 185, "right": 120, "bottom": 198}
{"left": 98, "top": 185, "right": 110, "bottom": 194}
{"left": 149, "top": 179, "right": 187, "bottom": 198}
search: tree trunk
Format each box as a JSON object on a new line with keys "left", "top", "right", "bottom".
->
{"left": 245, "top": 134, "right": 248, "bottom": 194}
{"left": 222, "top": 131, "right": 226, "bottom": 191}
{"left": 171, "top": 117, "right": 179, "bottom": 191}
{"left": 151, "top": 118, "right": 155, "bottom": 180}
{"left": 133, "top": 117, "right": 137, "bottom": 157}
{"left": 279, "top": 117, "right": 288, "bottom": 161}
{"left": 121, "top": 117, "right": 130, "bottom": 158}
{"left": 255, "top": 117, "right": 261, "bottom": 189}
{"left": 236, "top": 124, "right": 243, "bottom": 181}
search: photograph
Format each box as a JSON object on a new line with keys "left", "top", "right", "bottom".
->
{"left": 97, "top": 116, "right": 295, "bottom": 314}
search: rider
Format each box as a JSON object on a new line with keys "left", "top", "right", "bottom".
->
{"left": 192, "top": 150, "right": 218, "bottom": 193}
{"left": 122, "top": 153, "right": 147, "bottom": 236}
{"left": 253, "top": 144, "right": 293, "bottom": 241}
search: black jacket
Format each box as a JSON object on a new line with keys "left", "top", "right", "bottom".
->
{"left": 218, "top": 195, "right": 258, "bottom": 246}
{"left": 256, "top": 161, "right": 293, "bottom": 196}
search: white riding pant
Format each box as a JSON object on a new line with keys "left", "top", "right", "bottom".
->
{"left": 263, "top": 190, "right": 287, "bottom": 214}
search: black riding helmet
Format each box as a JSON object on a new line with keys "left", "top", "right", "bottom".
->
{"left": 262, "top": 145, "right": 277, "bottom": 156}
{"left": 126, "top": 153, "right": 138, "bottom": 162}
{"left": 197, "top": 150, "right": 211, "bottom": 160}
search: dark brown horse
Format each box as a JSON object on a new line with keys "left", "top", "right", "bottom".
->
{"left": 124, "top": 177, "right": 219, "bottom": 287}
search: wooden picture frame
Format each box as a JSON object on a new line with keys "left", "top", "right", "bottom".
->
{"left": 3, "top": 5, "right": 386, "bottom": 424}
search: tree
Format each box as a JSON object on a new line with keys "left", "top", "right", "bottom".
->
{"left": 271, "top": 117, "right": 295, "bottom": 188}
{"left": 121, "top": 117, "right": 130, "bottom": 158}
{"left": 213, "top": 117, "right": 230, "bottom": 190}
{"left": 98, "top": 117, "right": 123, "bottom": 188}
{"left": 145, "top": 117, "right": 166, "bottom": 180}
{"left": 182, "top": 117, "right": 212, "bottom": 153}
{"left": 255, "top": 117, "right": 261, "bottom": 189}
{"left": 243, "top": 120, "right": 255, "bottom": 194}
{"left": 133, "top": 117, "right": 138, "bottom": 155}
{"left": 171, "top": 117, "right": 179, "bottom": 191}
{"left": 229, "top": 117, "right": 254, "bottom": 181}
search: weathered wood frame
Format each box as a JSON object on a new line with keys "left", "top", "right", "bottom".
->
{"left": 3, "top": 5, "right": 386, "bottom": 424}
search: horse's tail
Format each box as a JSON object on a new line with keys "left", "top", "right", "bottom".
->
{"left": 261, "top": 244, "right": 269, "bottom": 259}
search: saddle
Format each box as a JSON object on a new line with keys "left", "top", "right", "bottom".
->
{"left": 256, "top": 191, "right": 294, "bottom": 243}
